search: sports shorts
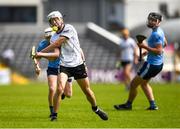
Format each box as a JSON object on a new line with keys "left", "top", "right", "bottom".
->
{"left": 47, "top": 67, "right": 73, "bottom": 83}
{"left": 137, "top": 62, "right": 163, "bottom": 80}
{"left": 47, "top": 67, "right": 58, "bottom": 76}
{"left": 121, "top": 60, "right": 132, "bottom": 67}
{"left": 59, "top": 63, "right": 87, "bottom": 80}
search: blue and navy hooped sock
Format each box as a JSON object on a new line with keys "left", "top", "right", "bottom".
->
{"left": 149, "top": 100, "right": 156, "bottom": 107}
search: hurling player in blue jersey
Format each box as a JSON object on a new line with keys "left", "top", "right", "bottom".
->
{"left": 35, "top": 27, "right": 73, "bottom": 117}
{"left": 114, "top": 12, "right": 167, "bottom": 110}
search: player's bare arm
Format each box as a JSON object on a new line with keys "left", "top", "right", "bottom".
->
{"left": 142, "top": 50, "right": 148, "bottom": 57}
{"left": 80, "top": 48, "right": 88, "bottom": 71}
{"left": 40, "top": 36, "right": 68, "bottom": 53}
{"left": 36, "top": 48, "right": 60, "bottom": 60}
{"left": 80, "top": 48, "right": 85, "bottom": 61}
{"left": 164, "top": 37, "right": 168, "bottom": 47}
{"left": 133, "top": 46, "right": 139, "bottom": 64}
{"left": 33, "top": 58, "right": 41, "bottom": 75}
{"left": 138, "top": 42, "right": 163, "bottom": 55}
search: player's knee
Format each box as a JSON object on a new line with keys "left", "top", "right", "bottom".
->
{"left": 130, "top": 81, "right": 137, "bottom": 89}
{"left": 49, "top": 86, "right": 56, "bottom": 93}
{"left": 141, "top": 81, "right": 148, "bottom": 88}
{"left": 141, "top": 83, "right": 145, "bottom": 88}
{"left": 124, "top": 70, "right": 130, "bottom": 77}
{"left": 56, "top": 86, "right": 64, "bottom": 95}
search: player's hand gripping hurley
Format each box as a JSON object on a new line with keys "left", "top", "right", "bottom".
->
{"left": 135, "top": 35, "right": 147, "bottom": 62}
{"left": 30, "top": 46, "right": 41, "bottom": 76}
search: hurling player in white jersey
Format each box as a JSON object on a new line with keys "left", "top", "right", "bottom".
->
{"left": 34, "top": 27, "right": 73, "bottom": 118}
{"left": 37, "top": 11, "right": 108, "bottom": 121}
{"left": 118, "top": 29, "right": 138, "bottom": 90}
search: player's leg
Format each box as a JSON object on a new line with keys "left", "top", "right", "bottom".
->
{"left": 63, "top": 78, "right": 73, "bottom": 98}
{"left": 47, "top": 75, "right": 57, "bottom": 117}
{"left": 140, "top": 82, "right": 158, "bottom": 110}
{"left": 128, "top": 75, "right": 144, "bottom": 102}
{"left": 140, "top": 63, "right": 163, "bottom": 110}
{"left": 141, "top": 81, "right": 154, "bottom": 101}
{"left": 51, "top": 72, "right": 68, "bottom": 121}
{"left": 74, "top": 64, "right": 108, "bottom": 120}
{"left": 76, "top": 77, "right": 108, "bottom": 120}
{"left": 123, "top": 63, "right": 133, "bottom": 90}
{"left": 114, "top": 62, "right": 149, "bottom": 110}
{"left": 128, "top": 62, "right": 152, "bottom": 103}
{"left": 114, "top": 62, "right": 162, "bottom": 110}
{"left": 76, "top": 77, "right": 96, "bottom": 106}
{"left": 114, "top": 75, "right": 143, "bottom": 110}
{"left": 46, "top": 67, "right": 58, "bottom": 117}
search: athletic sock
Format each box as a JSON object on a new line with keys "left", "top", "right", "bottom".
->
{"left": 92, "top": 106, "right": 98, "bottom": 112}
{"left": 53, "top": 112, "right": 57, "bottom": 117}
{"left": 149, "top": 100, "right": 156, "bottom": 107}
{"left": 126, "top": 100, "right": 132, "bottom": 107}
{"left": 61, "top": 93, "right": 65, "bottom": 100}
{"left": 49, "top": 106, "right": 54, "bottom": 114}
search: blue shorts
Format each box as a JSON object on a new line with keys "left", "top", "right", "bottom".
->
{"left": 137, "top": 62, "right": 163, "bottom": 80}
{"left": 47, "top": 67, "right": 58, "bottom": 76}
{"left": 47, "top": 67, "right": 73, "bottom": 82}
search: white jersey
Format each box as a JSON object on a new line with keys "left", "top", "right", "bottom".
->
{"left": 119, "top": 37, "right": 136, "bottom": 62}
{"left": 50, "top": 24, "right": 83, "bottom": 67}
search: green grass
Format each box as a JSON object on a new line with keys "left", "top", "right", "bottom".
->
{"left": 0, "top": 82, "right": 180, "bottom": 128}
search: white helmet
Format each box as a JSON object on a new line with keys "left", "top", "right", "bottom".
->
{"left": 44, "top": 27, "right": 54, "bottom": 37}
{"left": 47, "top": 11, "right": 63, "bottom": 20}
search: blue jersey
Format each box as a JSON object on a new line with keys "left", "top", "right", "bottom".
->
{"left": 147, "top": 27, "right": 165, "bottom": 65}
{"left": 37, "top": 39, "right": 60, "bottom": 68}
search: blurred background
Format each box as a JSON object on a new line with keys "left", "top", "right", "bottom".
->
{"left": 0, "top": 0, "right": 180, "bottom": 85}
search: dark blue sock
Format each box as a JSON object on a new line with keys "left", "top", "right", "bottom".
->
{"left": 53, "top": 113, "right": 57, "bottom": 117}
{"left": 126, "top": 101, "right": 132, "bottom": 107}
{"left": 149, "top": 100, "right": 156, "bottom": 107}
{"left": 49, "top": 106, "right": 54, "bottom": 114}
{"left": 92, "top": 106, "right": 98, "bottom": 112}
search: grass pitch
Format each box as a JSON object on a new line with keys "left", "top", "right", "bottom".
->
{"left": 0, "top": 82, "right": 180, "bottom": 128}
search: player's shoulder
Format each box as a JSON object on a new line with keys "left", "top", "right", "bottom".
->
{"left": 38, "top": 39, "right": 48, "bottom": 47}
{"left": 153, "top": 27, "right": 163, "bottom": 34}
{"left": 65, "top": 24, "right": 74, "bottom": 28}
{"left": 128, "top": 37, "right": 135, "bottom": 42}
{"left": 37, "top": 39, "right": 49, "bottom": 51}
{"left": 152, "top": 28, "right": 164, "bottom": 38}
{"left": 39, "top": 39, "right": 48, "bottom": 44}
{"left": 127, "top": 37, "right": 136, "bottom": 44}
{"left": 64, "top": 24, "right": 76, "bottom": 31}
{"left": 157, "top": 27, "right": 164, "bottom": 36}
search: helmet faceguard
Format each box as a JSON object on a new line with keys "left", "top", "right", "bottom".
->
{"left": 147, "top": 12, "right": 162, "bottom": 28}
{"left": 47, "top": 11, "right": 64, "bottom": 29}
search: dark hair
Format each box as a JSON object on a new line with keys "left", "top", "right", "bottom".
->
{"left": 148, "top": 12, "right": 162, "bottom": 21}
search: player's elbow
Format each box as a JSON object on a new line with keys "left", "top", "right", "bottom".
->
{"left": 52, "top": 52, "right": 59, "bottom": 58}
{"left": 54, "top": 42, "right": 61, "bottom": 47}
